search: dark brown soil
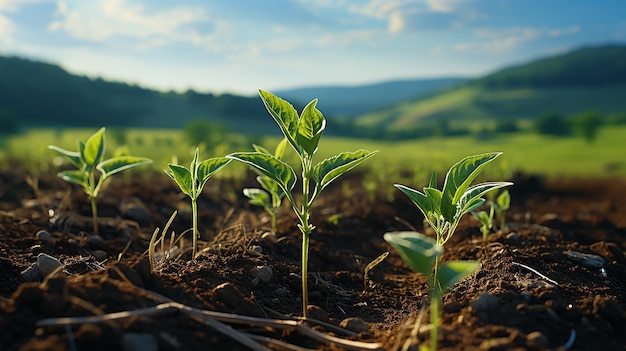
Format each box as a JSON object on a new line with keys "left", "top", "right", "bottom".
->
{"left": 0, "top": 167, "right": 624, "bottom": 351}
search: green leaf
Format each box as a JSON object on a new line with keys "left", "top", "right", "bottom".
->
{"left": 274, "top": 137, "right": 288, "bottom": 159}
{"left": 296, "top": 99, "right": 326, "bottom": 156}
{"left": 82, "top": 127, "right": 106, "bottom": 168}
{"left": 165, "top": 164, "right": 193, "bottom": 196}
{"left": 252, "top": 144, "right": 272, "bottom": 155}
{"left": 428, "top": 170, "right": 437, "bottom": 188}
{"left": 57, "top": 170, "right": 87, "bottom": 186}
{"left": 313, "top": 149, "right": 377, "bottom": 191}
{"left": 257, "top": 176, "right": 283, "bottom": 197}
{"left": 196, "top": 157, "right": 231, "bottom": 192}
{"left": 243, "top": 188, "right": 270, "bottom": 208}
{"left": 458, "top": 182, "right": 512, "bottom": 216}
{"left": 48, "top": 145, "right": 82, "bottom": 169}
{"left": 437, "top": 260, "right": 480, "bottom": 294}
{"left": 383, "top": 231, "right": 443, "bottom": 277}
{"left": 97, "top": 156, "right": 152, "bottom": 179}
{"left": 227, "top": 152, "right": 296, "bottom": 195}
{"left": 394, "top": 184, "right": 435, "bottom": 221}
{"left": 258, "top": 90, "right": 300, "bottom": 154}
{"left": 440, "top": 152, "right": 502, "bottom": 222}
{"left": 473, "top": 211, "right": 492, "bottom": 228}
{"left": 496, "top": 190, "right": 510, "bottom": 210}
{"left": 189, "top": 148, "right": 200, "bottom": 183}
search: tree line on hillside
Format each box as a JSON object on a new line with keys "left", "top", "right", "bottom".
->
{"left": 328, "top": 110, "right": 626, "bottom": 143}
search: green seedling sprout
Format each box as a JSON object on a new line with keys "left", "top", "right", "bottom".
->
{"left": 494, "top": 189, "right": 510, "bottom": 230}
{"left": 384, "top": 232, "right": 479, "bottom": 351}
{"left": 242, "top": 138, "right": 288, "bottom": 232}
{"left": 472, "top": 203, "right": 494, "bottom": 241}
{"left": 48, "top": 127, "right": 152, "bottom": 234}
{"left": 227, "top": 90, "right": 377, "bottom": 318}
{"left": 385, "top": 152, "right": 512, "bottom": 350}
{"left": 165, "top": 148, "right": 231, "bottom": 259}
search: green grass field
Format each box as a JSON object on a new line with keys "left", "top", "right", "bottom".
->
{"left": 2, "top": 126, "right": 624, "bottom": 184}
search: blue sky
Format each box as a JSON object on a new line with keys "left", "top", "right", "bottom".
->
{"left": 1, "top": 0, "right": 625, "bottom": 95}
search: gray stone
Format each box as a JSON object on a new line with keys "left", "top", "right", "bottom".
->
{"left": 470, "top": 293, "right": 499, "bottom": 311}
{"left": 36, "top": 230, "right": 53, "bottom": 243}
{"left": 122, "top": 333, "right": 158, "bottom": 351}
{"left": 340, "top": 317, "right": 370, "bottom": 333}
{"left": 564, "top": 250, "right": 606, "bottom": 268}
{"left": 36, "top": 253, "right": 64, "bottom": 277}
{"left": 119, "top": 197, "right": 151, "bottom": 223}
{"left": 251, "top": 265, "right": 273, "bottom": 283}
{"left": 21, "top": 262, "right": 40, "bottom": 281}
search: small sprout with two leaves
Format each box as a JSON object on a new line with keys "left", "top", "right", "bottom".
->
{"left": 165, "top": 148, "right": 231, "bottom": 259}
{"left": 242, "top": 138, "right": 288, "bottom": 232}
{"left": 387, "top": 152, "right": 512, "bottom": 350}
{"left": 48, "top": 127, "right": 152, "bottom": 234}
{"left": 472, "top": 189, "right": 511, "bottom": 240}
{"left": 227, "top": 90, "right": 377, "bottom": 318}
{"left": 384, "top": 232, "right": 479, "bottom": 351}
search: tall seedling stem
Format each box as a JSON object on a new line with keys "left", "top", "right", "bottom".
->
{"left": 228, "top": 90, "right": 377, "bottom": 317}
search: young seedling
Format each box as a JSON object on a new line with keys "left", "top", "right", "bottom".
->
{"left": 494, "top": 189, "right": 511, "bottom": 230}
{"left": 386, "top": 152, "right": 512, "bottom": 350}
{"left": 227, "top": 90, "right": 377, "bottom": 317}
{"left": 242, "top": 138, "right": 288, "bottom": 232}
{"left": 48, "top": 127, "right": 152, "bottom": 234}
{"left": 165, "top": 148, "right": 231, "bottom": 259}
{"left": 472, "top": 203, "right": 494, "bottom": 241}
{"left": 384, "top": 232, "right": 479, "bottom": 351}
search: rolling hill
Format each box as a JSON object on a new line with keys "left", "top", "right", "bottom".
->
{"left": 353, "top": 44, "right": 626, "bottom": 136}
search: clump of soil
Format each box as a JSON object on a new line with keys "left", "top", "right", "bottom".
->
{"left": 0, "top": 168, "right": 624, "bottom": 350}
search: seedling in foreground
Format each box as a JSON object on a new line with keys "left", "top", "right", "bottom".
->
{"left": 242, "top": 139, "right": 288, "bottom": 232}
{"left": 48, "top": 127, "right": 152, "bottom": 234}
{"left": 165, "top": 148, "right": 231, "bottom": 259}
{"left": 384, "top": 232, "right": 479, "bottom": 351}
{"left": 227, "top": 90, "right": 377, "bottom": 318}
{"left": 388, "top": 152, "right": 512, "bottom": 350}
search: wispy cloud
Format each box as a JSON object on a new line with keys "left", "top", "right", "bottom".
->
{"left": 48, "top": 0, "right": 210, "bottom": 48}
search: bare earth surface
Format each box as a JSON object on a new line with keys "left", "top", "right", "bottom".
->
{"left": 0, "top": 166, "right": 625, "bottom": 351}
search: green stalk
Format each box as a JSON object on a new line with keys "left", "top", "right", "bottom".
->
{"left": 298, "top": 155, "right": 314, "bottom": 318}
{"left": 88, "top": 170, "right": 99, "bottom": 234}
{"left": 90, "top": 195, "right": 99, "bottom": 234}
{"left": 192, "top": 198, "right": 198, "bottom": 259}
{"left": 429, "top": 255, "right": 442, "bottom": 351}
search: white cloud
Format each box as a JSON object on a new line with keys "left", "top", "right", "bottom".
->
{"left": 48, "top": 0, "right": 210, "bottom": 48}
{"left": 549, "top": 26, "right": 580, "bottom": 37}
{"left": 314, "top": 29, "right": 379, "bottom": 47}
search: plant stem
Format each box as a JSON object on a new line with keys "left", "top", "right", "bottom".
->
{"left": 301, "top": 230, "right": 310, "bottom": 318}
{"left": 299, "top": 155, "right": 313, "bottom": 318}
{"left": 429, "top": 255, "right": 442, "bottom": 351}
{"left": 192, "top": 199, "right": 198, "bottom": 259}
{"left": 90, "top": 195, "right": 99, "bottom": 234}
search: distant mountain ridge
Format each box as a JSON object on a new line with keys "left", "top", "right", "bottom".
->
{"left": 352, "top": 44, "right": 626, "bottom": 138}
{"left": 2, "top": 44, "right": 625, "bottom": 139}
{"left": 275, "top": 77, "right": 467, "bottom": 118}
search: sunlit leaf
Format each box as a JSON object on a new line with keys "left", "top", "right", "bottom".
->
{"left": 394, "top": 184, "right": 434, "bottom": 220}
{"left": 252, "top": 144, "right": 272, "bottom": 155}
{"left": 57, "top": 170, "right": 86, "bottom": 187}
{"left": 48, "top": 145, "right": 82, "bottom": 169}
{"left": 81, "top": 127, "right": 106, "bottom": 167}
{"left": 438, "top": 260, "right": 480, "bottom": 294}
{"left": 440, "top": 152, "right": 502, "bottom": 222}
{"left": 274, "top": 137, "right": 288, "bottom": 159}
{"left": 165, "top": 164, "right": 193, "bottom": 196}
{"left": 296, "top": 99, "right": 326, "bottom": 156}
{"left": 196, "top": 157, "right": 231, "bottom": 192}
{"left": 243, "top": 188, "right": 270, "bottom": 208}
{"left": 313, "top": 149, "right": 377, "bottom": 190}
{"left": 496, "top": 190, "right": 510, "bottom": 210}
{"left": 227, "top": 152, "right": 296, "bottom": 196}
{"left": 458, "top": 181, "right": 512, "bottom": 215}
{"left": 383, "top": 231, "right": 443, "bottom": 277}
{"left": 97, "top": 156, "right": 152, "bottom": 179}
{"left": 258, "top": 90, "right": 300, "bottom": 154}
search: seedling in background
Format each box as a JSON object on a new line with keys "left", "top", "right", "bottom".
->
{"left": 242, "top": 138, "right": 288, "bottom": 232}
{"left": 494, "top": 189, "right": 511, "bottom": 230}
{"left": 472, "top": 204, "right": 494, "bottom": 241}
{"left": 48, "top": 127, "right": 152, "bottom": 234}
{"left": 227, "top": 90, "right": 377, "bottom": 318}
{"left": 165, "top": 148, "right": 231, "bottom": 259}
{"left": 386, "top": 152, "right": 512, "bottom": 350}
{"left": 473, "top": 189, "right": 510, "bottom": 240}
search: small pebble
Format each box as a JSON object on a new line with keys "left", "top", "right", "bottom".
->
{"left": 307, "top": 305, "right": 329, "bottom": 322}
{"left": 260, "top": 231, "right": 277, "bottom": 243}
{"left": 250, "top": 277, "right": 260, "bottom": 287}
{"left": 122, "top": 332, "right": 158, "bottom": 351}
{"left": 250, "top": 245, "right": 263, "bottom": 254}
{"left": 564, "top": 250, "right": 606, "bottom": 268}
{"left": 36, "top": 253, "right": 64, "bottom": 277}
{"left": 119, "top": 197, "right": 151, "bottom": 223}
{"left": 20, "top": 262, "right": 40, "bottom": 281}
{"left": 91, "top": 250, "right": 108, "bottom": 261}
{"left": 470, "top": 293, "right": 499, "bottom": 311}
{"left": 340, "top": 317, "right": 370, "bottom": 333}
{"left": 274, "top": 287, "right": 289, "bottom": 296}
{"left": 527, "top": 331, "right": 549, "bottom": 348}
{"left": 251, "top": 265, "right": 272, "bottom": 282}
{"left": 35, "top": 230, "right": 53, "bottom": 243}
